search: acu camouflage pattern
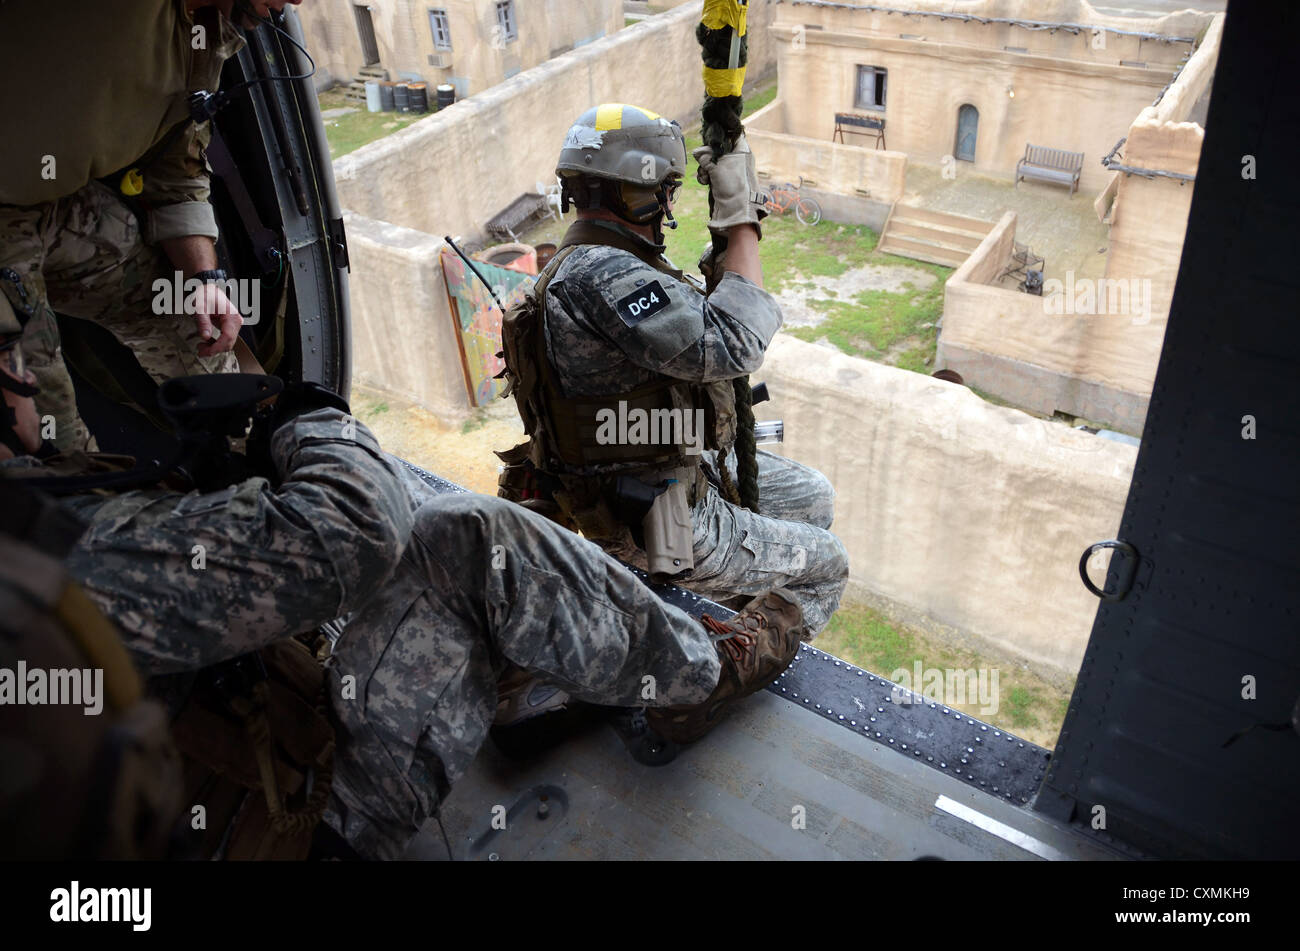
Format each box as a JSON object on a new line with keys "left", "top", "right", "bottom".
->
{"left": 0, "top": 183, "right": 239, "bottom": 454}
{"left": 13, "top": 410, "right": 724, "bottom": 859}
{"left": 52, "top": 409, "right": 413, "bottom": 675}
{"left": 542, "top": 241, "right": 850, "bottom": 640}
{"left": 324, "top": 485, "right": 723, "bottom": 860}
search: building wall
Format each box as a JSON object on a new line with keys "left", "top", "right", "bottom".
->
{"left": 344, "top": 212, "right": 470, "bottom": 420}
{"left": 936, "top": 12, "right": 1222, "bottom": 433}
{"left": 939, "top": 211, "right": 1162, "bottom": 432}
{"left": 1098, "top": 14, "right": 1221, "bottom": 334}
{"left": 299, "top": 0, "right": 623, "bottom": 94}
{"left": 332, "top": 1, "right": 706, "bottom": 237}
{"left": 768, "top": 0, "right": 1214, "bottom": 193}
{"left": 335, "top": 2, "right": 708, "bottom": 421}
{"left": 746, "top": 99, "right": 907, "bottom": 203}
{"left": 761, "top": 334, "right": 1136, "bottom": 678}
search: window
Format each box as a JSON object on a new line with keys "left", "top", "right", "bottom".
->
{"left": 855, "top": 65, "right": 887, "bottom": 111}
{"left": 429, "top": 9, "right": 451, "bottom": 50}
{"left": 495, "top": 1, "right": 517, "bottom": 43}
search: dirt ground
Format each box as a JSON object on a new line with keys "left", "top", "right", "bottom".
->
{"left": 352, "top": 383, "right": 521, "bottom": 497}
{"left": 774, "top": 263, "right": 938, "bottom": 328}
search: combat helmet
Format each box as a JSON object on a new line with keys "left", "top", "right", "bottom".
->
{"left": 556, "top": 103, "right": 686, "bottom": 233}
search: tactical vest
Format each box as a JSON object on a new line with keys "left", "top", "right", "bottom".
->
{"left": 1, "top": 469, "right": 337, "bottom": 861}
{"left": 497, "top": 220, "right": 737, "bottom": 539}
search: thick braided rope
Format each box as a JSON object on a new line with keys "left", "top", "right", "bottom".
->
{"left": 732, "top": 376, "right": 760, "bottom": 511}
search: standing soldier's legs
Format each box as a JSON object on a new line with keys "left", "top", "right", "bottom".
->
{"left": 324, "top": 493, "right": 723, "bottom": 860}
{"left": 685, "top": 486, "right": 849, "bottom": 642}
{"left": 712, "top": 447, "right": 838, "bottom": 529}
{"left": 1, "top": 201, "right": 94, "bottom": 452}
{"left": 39, "top": 183, "right": 237, "bottom": 436}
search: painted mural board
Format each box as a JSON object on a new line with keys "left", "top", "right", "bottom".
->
{"left": 439, "top": 248, "right": 534, "bottom": 406}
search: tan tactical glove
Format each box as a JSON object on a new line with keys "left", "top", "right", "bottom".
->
{"left": 693, "top": 134, "right": 767, "bottom": 239}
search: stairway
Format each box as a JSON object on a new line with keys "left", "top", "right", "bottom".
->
{"left": 344, "top": 65, "right": 389, "bottom": 103}
{"left": 876, "top": 203, "right": 995, "bottom": 268}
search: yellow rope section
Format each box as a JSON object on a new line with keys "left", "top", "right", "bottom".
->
{"left": 702, "top": 0, "right": 747, "bottom": 33}
{"left": 703, "top": 66, "right": 746, "bottom": 98}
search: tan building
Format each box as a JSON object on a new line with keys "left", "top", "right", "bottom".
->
{"left": 299, "top": 0, "right": 623, "bottom": 96}
{"left": 764, "top": 0, "right": 1213, "bottom": 194}
{"left": 937, "top": 11, "right": 1224, "bottom": 434}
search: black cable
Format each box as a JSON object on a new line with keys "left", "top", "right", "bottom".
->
{"left": 190, "top": 10, "right": 317, "bottom": 121}
{"left": 218, "top": 8, "right": 317, "bottom": 101}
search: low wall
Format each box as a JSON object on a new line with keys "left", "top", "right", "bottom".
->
{"left": 333, "top": 2, "right": 708, "bottom": 240}
{"left": 759, "top": 334, "right": 1136, "bottom": 678}
{"left": 747, "top": 100, "right": 907, "bottom": 204}
{"left": 344, "top": 212, "right": 470, "bottom": 422}
{"left": 344, "top": 213, "right": 1137, "bottom": 675}
{"left": 938, "top": 211, "right": 1163, "bottom": 432}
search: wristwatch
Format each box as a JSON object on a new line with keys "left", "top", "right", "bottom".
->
{"left": 191, "top": 268, "right": 228, "bottom": 283}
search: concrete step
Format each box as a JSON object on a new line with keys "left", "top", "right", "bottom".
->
{"left": 876, "top": 234, "right": 970, "bottom": 268}
{"left": 887, "top": 219, "right": 985, "bottom": 251}
{"left": 357, "top": 65, "right": 389, "bottom": 80}
{"left": 889, "top": 203, "right": 994, "bottom": 234}
{"left": 874, "top": 201, "right": 992, "bottom": 267}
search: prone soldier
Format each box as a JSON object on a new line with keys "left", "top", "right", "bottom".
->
{"left": 0, "top": 293, "right": 803, "bottom": 860}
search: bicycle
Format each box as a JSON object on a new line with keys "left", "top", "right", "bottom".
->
{"left": 761, "top": 175, "right": 822, "bottom": 226}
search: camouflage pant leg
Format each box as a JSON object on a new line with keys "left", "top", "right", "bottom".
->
{"left": 683, "top": 478, "right": 849, "bottom": 642}
{"left": 323, "top": 492, "right": 721, "bottom": 860}
{"left": 709, "top": 448, "right": 839, "bottom": 529}
{"left": 0, "top": 201, "right": 91, "bottom": 451}
{"left": 6, "top": 184, "right": 237, "bottom": 451}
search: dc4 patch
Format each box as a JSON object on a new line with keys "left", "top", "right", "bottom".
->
{"left": 615, "top": 280, "right": 670, "bottom": 327}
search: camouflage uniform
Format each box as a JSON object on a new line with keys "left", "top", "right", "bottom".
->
{"left": 543, "top": 235, "right": 850, "bottom": 640}
{"left": 13, "top": 410, "right": 721, "bottom": 860}
{"left": 0, "top": 1, "right": 245, "bottom": 453}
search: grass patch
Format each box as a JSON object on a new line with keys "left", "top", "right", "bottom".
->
{"left": 814, "top": 603, "right": 1072, "bottom": 748}
{"left": 460, "top": 409, "right": 490, "bottom": 434}
{"left": 743, "top": 81, "right": 778, "bottom": 117}
{"left": 318, "top": 88, "right": 423, "bottom": 160}
{"left": 659, "top": 123, "right": 947, "bottom": 370}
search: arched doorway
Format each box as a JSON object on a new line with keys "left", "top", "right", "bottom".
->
{"left": 955, "top": 104, "right": 979, "bottom": 162}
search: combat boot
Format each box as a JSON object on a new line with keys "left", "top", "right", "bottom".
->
{"left": 646, "top": 589, "right": 803, "bottom": 744}
{"left": 494, "top": 664, "right": 572, "bottom": 726}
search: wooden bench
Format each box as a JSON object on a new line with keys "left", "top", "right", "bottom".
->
{"left": 833, "top": 112, "right": 886, "bottom": 150}
{"left": 1015, "top": 144, "right": 1084, "bottom": 196}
